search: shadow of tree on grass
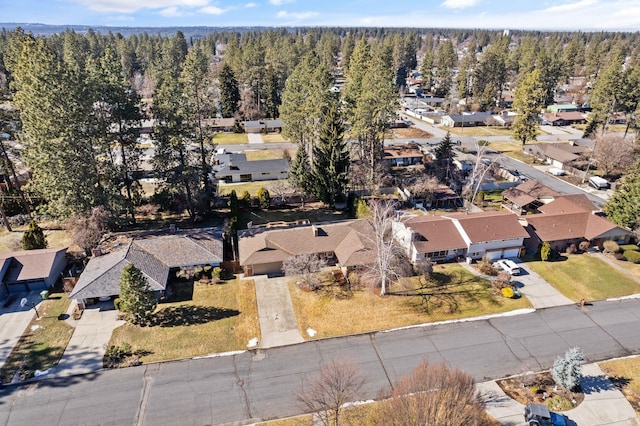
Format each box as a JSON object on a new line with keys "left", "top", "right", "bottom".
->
{"left": 148, "top": 305, "right": 240, "bottom": 327}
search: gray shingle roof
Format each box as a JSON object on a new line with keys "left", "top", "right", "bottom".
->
{"left": 216, "top": 159, "right": 290, "bottom": 177}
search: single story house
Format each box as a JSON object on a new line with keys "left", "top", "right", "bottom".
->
{"left": 502, "top": 180, "right": 561, "bottom": 215}
{"left": 0, "top": 248, "right": 68, "bottom": 299}
{"left": 441, "top": 112, "right": 493, "bottom": 128}
{"left": 384, "top": 144, "right": 424, "bottom": 167}
{"left": 486, "top": 112, "right": 517, "bottom": 127}
{"left": 522, "top": 196, "right": 632, "bottom": 252}
{"left": 239, "top": 220, "right": 376, "bottom": 277}
{"left": 530, "top": 143, "right": 590, "bottom": 170}
{"left": 211, "top": 150, "right": 247, "bottom": 174}
{"left": 69, "top": 229, "right": 224, "bottom": 304}
{"left": 203, "top": 118, "right": 236, "bottom": 133}
{"left": 243, "top": 119, "right": 283, "bottom": 134}
{"left": 393, "top": 211, "right": 529, "bottom": 262}
{"left": 541, "top": 112, "right": 586, "bottom": 126}
{"left": 215, "top": 159, "right": 290, "bottom": 183}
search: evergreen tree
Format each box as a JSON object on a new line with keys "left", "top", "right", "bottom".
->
{"left": 289, "top": 144, "right": 312, "bottom": 196}
{"left": 604, "top": 160, "right": 640, "bottom": 230}
{"left": 21, "top": 220, "right": 47, "bottom": 250}
{"left": 433, "top": 40, "right": 456, "bottom": 97}
{"left": 552, "top": 347, "right": 584, "bottom": 392}
{"left": 512, "top": 69, "right": 545, "bottom": 145}
{"left": 312, "top": 101, "right": 349, "bottom": 207}
{"left": 432, "top": 132, "right": 457, "bottom": 185}
{"left": 219, "top": 62, "right": 240, "bottom": 118}
{"left": 119, "top": 263, "right": 157, "bottom": 325}
{"left": 257, "top": 187, "right": 271, "bottom": 210}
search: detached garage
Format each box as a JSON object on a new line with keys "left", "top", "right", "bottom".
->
{"left": 0, "top": 248, "right": 68, "bottom": 299}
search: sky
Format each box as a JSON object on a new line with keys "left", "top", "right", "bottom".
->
{"left": 1, "top": 0, "right": 640, "bottom": 31}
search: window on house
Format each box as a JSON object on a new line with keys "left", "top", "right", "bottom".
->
{"left": 426, "top": 250, "right": 447, "bottom": 258}
{"left": 240, "top": 174, "right": 252, "bottom": 182}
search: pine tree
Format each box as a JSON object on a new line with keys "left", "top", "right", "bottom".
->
{"left": 433, "top": 132, "right": 457, "bottom": 185}
{"left": 312, "top": 101, "right": 349, "bottom": 207}
{"left": 552, "top": 347, "right": 584, "bottom": 392}
{"left": 219, "top": 62, "right": 240, "bottom": 118}
{"left": 21, "top": 220, "right": 47, "bottom": 250}
{"left": 512, "top": 69, "right": 545, "bottom": 145}
{"left": 289, "top": 143, "right": 312, "bottom": 196}
{"left": 604, "top": 160, "right": 640, "bottom": 230}
{"left": 119, "top": 263, "right": 157, "bottom": 325}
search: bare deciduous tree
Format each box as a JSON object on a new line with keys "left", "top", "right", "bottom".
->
{"left": 268, "top": 180, "right": 296, "bottom": 206}
{"left": 407, "top": 176, "right": 439, "bottom": 205}
{"left": 294, "top": 359, "right": 366, "bottom": 426}
{"left": 378, "top": 358, "right": 489, "bottom": 426}
{"left": 362, "top": 199, "right": 402, "bottom": 296}
{"left": 283, "top": 253, "right": 328, "bottom": 291}
{"left": 68, "top": 206, "right": 112, "bottom": 256}
{"left": 593, "top": 134, "right": 636, "bottom": 175}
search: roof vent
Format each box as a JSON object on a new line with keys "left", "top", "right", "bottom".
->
{"left": 312, "top": 225, "right": 318, "bottom": 237}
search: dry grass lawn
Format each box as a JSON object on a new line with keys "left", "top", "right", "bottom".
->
{"left": 289, "top": 264, "right": 531, "bottom": 340}
{"left": 600, "top": 356, "right": 640, "bottom": 415}
{"left": 212, "top": 133, "right": 249, "bottom": 144}
{"left": 528, "top": 255, "right": 640, "bottom": 301}
{"left": 108, "top": 278, "right": 260, "bottom": 363}
{"left": 262, "top": 134, "right": 289, "bottom": 143}
{"left": 218, "top": 180, "right": 281, "bottom": 196}
{"left": 245, "top": 149, "right": 294, "bottom": 161}
{"left": 0, "top": 291, "right": 73, "bottom": 383}
{"left": 0, "top": 227, "right": 77, "bottom": 253}
{"left": 444, "top": 126, "right": 514, "bottom": 137}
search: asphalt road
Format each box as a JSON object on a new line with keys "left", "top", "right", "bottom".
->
{"left": 1, "top": 299, "right": 639, "bottom": 425}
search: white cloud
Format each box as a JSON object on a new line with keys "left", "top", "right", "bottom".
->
{"left": 276, "top": 10, "right": 318, "bottom": 20}
{"left": 200, "top": 5, "right": 228, "bottom": 14}
{"left": 245, "top": 2, "right": 258, "bottom": 7}
{"left": 159, "top": 6, "right": 183, "bottom": 16}
{"left": 542, "top": 0, "right": 598, "bottom": 13}
{"left": 441, "top": 0, "right": 480, "bottom": 9}
{"left": 270, "top": 0, "right": 295, "bottom": 5}
{"left": 69, "top": 0, "right": 209, "bottom": 14}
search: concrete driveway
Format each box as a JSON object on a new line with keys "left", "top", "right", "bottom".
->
{"left": 252, "top": 275, "right": 303, "bottom": 348}
{"left": 511, "top": 260, "right": 576, "bottom": 309}
{"left": 0, "top": 292, "right": 43, "bottom": 369}
{"left": 52, "top": 301, "right": 124, "bottom": 378}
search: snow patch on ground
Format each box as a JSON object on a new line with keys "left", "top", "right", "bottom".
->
{"left": 306, "top": 327, "right": 316, "bottom": 337}
{"left": 247, "top": 337, "right": 259, "bottom": 348}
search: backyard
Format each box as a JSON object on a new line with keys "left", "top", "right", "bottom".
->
{"left": 0, "top": 226, "right": 76, "bottom": 253}
{"left": 108, "top": 277, "right": 260, "bottom": 363}
{"left": 527, "top": 254, "right": 640, "bottom": 301}
{"left": 238, "top": 204, "right": 347, "bottom": 228}
{"left": 0, "top": 290, "right": 73, "bottom": 383}
{"left": 288, "top": 264, "right": 531, "bottom": 339}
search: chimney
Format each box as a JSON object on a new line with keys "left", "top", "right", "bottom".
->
{"left": 92, "top": 248, "right": 102, "bottom": 257}
{"left": 312, "top": 225, "right": 318, "bottom": 237}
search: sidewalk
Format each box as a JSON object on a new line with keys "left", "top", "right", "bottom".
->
{"left": 479, "top": 363, "right": 640, "bottom": 425}
{"left": 251, "top": 275, "right": 304, "bottom": 348}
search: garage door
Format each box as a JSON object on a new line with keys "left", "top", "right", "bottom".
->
{"left": 484, "top": 251, "right": 502, "bottom": 261}
{"left": 502, "top": 248, "right": 521, "bottom": 259}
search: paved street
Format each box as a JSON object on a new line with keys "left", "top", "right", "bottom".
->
{"left": 0, "top": 298, "right": 638, "bottom": 425}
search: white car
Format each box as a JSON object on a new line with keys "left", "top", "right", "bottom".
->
{"left": 495, "top": 259, "right": 521, "bottom": 275}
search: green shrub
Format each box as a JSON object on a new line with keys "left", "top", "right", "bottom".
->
{"left": 212, "top": 267, "right": 222, "bottom": 279}
{"left": 541, "top": 242, "right": 552, "bottom": 261}
{"left": 257, "top": 187, "right": 271, "bottom": 210}
{"left": 114, "top": 297, "right": 121, "bottom": 311}
{"left": 623, "top": 250, "right": 640, "bottom": 264}
{"left": 203, "top": 265, "right": 213, "bottom": 278}
{"left": 193, "top": 266, "right": 204, "bottom": 280}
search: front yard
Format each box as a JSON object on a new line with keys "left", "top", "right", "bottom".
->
{"left": 600, "top": 356, "right": 640, "bottom": 416}
{"left": 212, "top": 133, "right": 249, "bottom": 144}
{"left": 527, "top": 255, "right": 640, "bottom": 301}
{"left": 289, "top": 264, "right": 531, "bottom": 340}
{"left": 108, "top": 278, "right": 260, "bottom": 363}
{"left": 0, "top": 291, "right": 73, "bottom": 383}
{"left": 444, "top": 126, "right": 514, "bottom": 137}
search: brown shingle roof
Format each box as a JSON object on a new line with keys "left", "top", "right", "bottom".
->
{"left": 238, "top": 220, "right": 376, "bottom": 268}
{"left": 445, "top": 211, "right": 529, "bottom": 243}
{"left": 0, "top": 248, "right": 67, "bottom": 283}
{"left": 525, "top": 212, "right": 624, "bottom": 241}
{"left": 538, "top": 195, "right": 596, "bottom": 215}
{"left": 402, "top": 216, "right": 467, "bottom": 253}
{"left": 502, "top": 180, "right": 560, "bottom": 206}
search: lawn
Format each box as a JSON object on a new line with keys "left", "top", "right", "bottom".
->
{"left": 444, "top": 126, "right": 514, "bottom": 137}
{"left": 0, "top": 291, "right": 73, "bottom": 383}
{"left": 600, "top": 356, "right": 640, "bottom": 416}
{"left": 0, "top": 227, "right": 77, "bottom": 253}
{"left": 245, "top": 148, "right": 293, "bottom": 161}
{"left": 218, "top": 180, "right": 281, "bottom": 196}
{"left": 262, "top": 134, "right": 289, "bottom": 143}
{"left": 212, "top": 133, "right": 249, "bottom": 144}
{"left": 527, "top": 255, "right": 640, "bottom": 301}
{"left": 289, "top": 264, "right": 531, "bottom": 340}
{"left": 108, "top": 278, "right": 260, "bottom": 363}
{"left": 488, "top": 141, "right": 536, "bottom": 165}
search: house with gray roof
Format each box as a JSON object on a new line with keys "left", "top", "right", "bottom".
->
{"left": 215, "top": 159, "right": 289, "bottom": 183}
{"left": 243, "top": 119, "right": 283, "bottom": 134}
{"left": 69, "top": 229, "right": 223, "bottom": 303}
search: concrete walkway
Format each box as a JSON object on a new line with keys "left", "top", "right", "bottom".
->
{"left": 0, "top": 292, "right": 43, "bottom": 369}
{"left": 480, "top": 363, "right": 640, "bottom": 426}
{"left": 459, "top": 261, "right": 574, "bottom": 309}
{"left": 247, "top": 133, "right": 264, "bottom": 144}
{"left": 251, "top": 275, "right": 304, "bottom": 348}
{"left": 51, "top": 301, "right": 124, "bottom": 378}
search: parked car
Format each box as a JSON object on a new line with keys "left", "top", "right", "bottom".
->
{"left": 524, "top": 403, "right": 569, "bottom": 426}
{"left": 494, "top": 259, "right": 521, "bottom": 275}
